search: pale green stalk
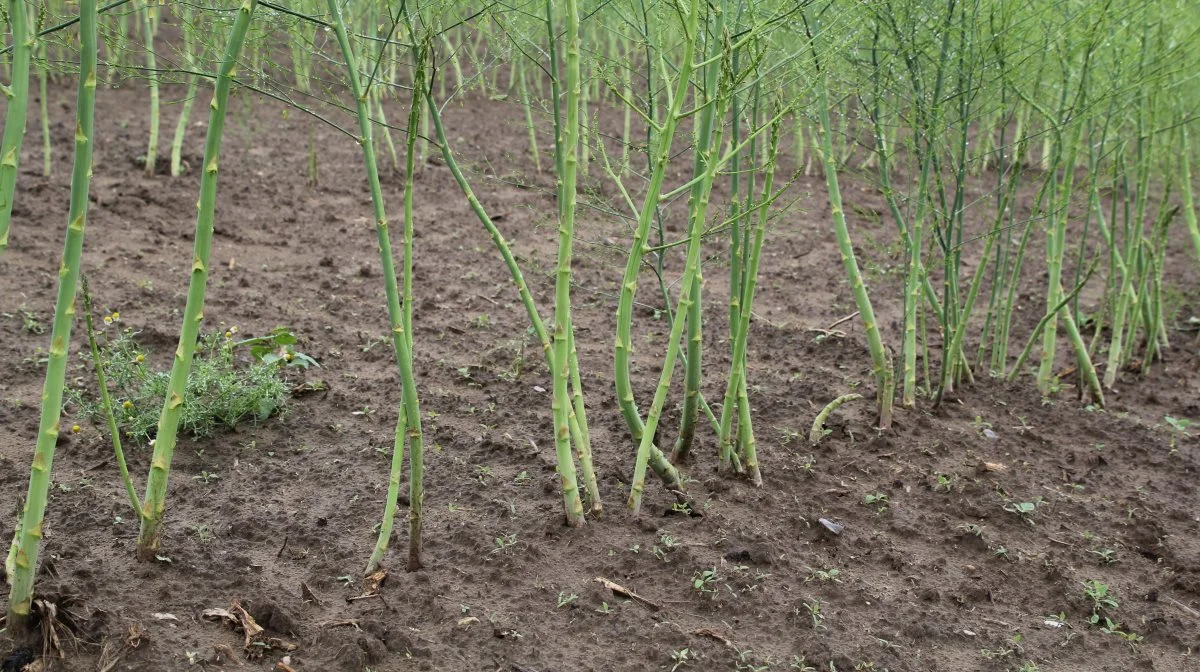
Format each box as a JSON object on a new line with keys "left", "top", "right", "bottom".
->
{"left": 517, "top": 58, "right": 541, "bottom": 172}
{"left": 37, "top": 42, "right": 49, "bottom": 176}
{"left": 366, "top": 50, "right": 424, "bottom": 576}
{"left": 717, "top": 115, "right": 779, "bottom": 485}
{"left": 0, "top": 0, "right": 34, "bottom": 255}
{"left": 6, "top": 0, "right": 97, "bottom": 628}
{"left": 1182, "top": 126, "right": 1200, "bottom": 266}
{"left": 169, "top": 4, "right": 198, "bottom": 177}
{"left": 614, "top": 0, "right": 698, "bottom": 483}
{"left": 140, "top": 0, "right": 158, "bottom": 176}
{"left": 809, "top": 394, "right": 863, "bottom": 445}
{"left": 329, "top": 0, "right": 427, "bottom": 570}
{"left": 673, "top": 1, "right": 725, "bottom": 463}
{"left": 80, "top": 276, "right": 142, "bottom": 519}
{"left": 549, "top": 0, "right": 587, "bottom": 526}
{"left": 136, "top": 0, "right": 258, "bottom": 560}
{"left": 814, "top": 53, "right": 894, "bottom": 429}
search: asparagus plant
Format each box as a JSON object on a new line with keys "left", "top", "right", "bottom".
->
{"left": 136, "top": 0, "right": 259, "bottom": 561}
{"left": 0, "top": 0, "right": 34, "bottom": 256}
{"left": 327, "top": 0, "right": 429, "bottom": 570}
{"left": 6, "top": 0, "right": 97, "bottom": 629}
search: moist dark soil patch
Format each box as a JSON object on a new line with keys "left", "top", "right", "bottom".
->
{"left": 1, "top": 77, "right": 1199, "bottom": 672}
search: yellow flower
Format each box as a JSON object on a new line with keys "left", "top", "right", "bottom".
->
{"left": 111, "top": 312, "right": 120, "bottom": 321}
{"left": 71, "top": 425, "right": 81, "bottom": 434}
{"left": 224, "top": 331, "right": 233, "bottom": 339}
{"left": 230, "top": 325, "right": 239, "bottom": 334}
{"left": 136, "top": 354, "right": 145, "bottom": 363}
{"left": 284, "top": 352, "right": 294, "bottom": 361}
{"left": 122, "top": 400, "right": 134, "bottom": 410}
{"left": 103, "top": 316, "right": 113, "bottom": 325}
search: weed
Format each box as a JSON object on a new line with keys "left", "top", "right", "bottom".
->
{"left": 1164, "top": 416, "right": 1192, "bottom": 453}
{"left": 1089, "top": 548, "right": 1118, "bottom": 565}
{"left": 556, "top": 591, "right": 578, "bottom": 608}
{"left": 595, "top": 602, "right": 614, "bottom": 614}
{"left": 188, "top": 523, "right": 214, "bottom": 544}
{"left": 804, "top": 598, "right": 826, "bottom": 629}
{"left": 804, "top": 566, "right": 842, "bottom": 583}
{"left": 66, "top": 325, "right": 295, "bottom": 443}
{"left": 192, "top": 470, "right": 219, "bottom": 484}
{"left": 1083, "top": 580, "right": 1119, "bottom": 622}
{"left": 863, "top": 492, "right": 889, "bottom": 512}
{"left": 958, "top": 523, "right": 985, "bottom": 537}
{"left": 799, "top": 454, "right": 816, "bottom": 476}
{"left": 1002, "top": 498, "right": 1042, "bottom": 523}
{"left": 733, "top": 649, "right": 773, "bottom": 672}
{"left": 669, "top": 648, "right": 694, "bottom": 672}
{"left": 789, "top": 656, "right": 817, "bottom": 671}
{"left": 14, "top": 305, "right": 45, "bottom": 334}
{"left": 691, "top": 568, "right": 719, "bottom": 598}
{"left": 491, "top": 533, "right": 518, "bottom": 555}
{"left": 934, "top": 472, "right": 957, "bottom": 493}
{"left": 978, "top": 646, "right": 1013, "bottom": 659}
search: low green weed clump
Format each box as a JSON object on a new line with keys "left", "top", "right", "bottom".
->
{"left": 67, "top": 322, "right": 313, "bottom": 442}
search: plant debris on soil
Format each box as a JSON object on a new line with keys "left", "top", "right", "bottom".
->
{"left": 1, "top": 78, "right": 1198, "bottom": 672}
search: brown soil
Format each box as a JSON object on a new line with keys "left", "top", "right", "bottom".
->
{"left": 2, "top": 74, "right": 1199, "bottom": 672}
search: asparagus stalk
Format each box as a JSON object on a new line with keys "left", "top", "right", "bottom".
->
{"left": 136, "top": 0, "right": 258, "bottom": 561}
{"left": 6, "top": 0, "right": 97, "bottom": 629}
{"left": 0, "top": 0, "right": 34, "bottom": 256}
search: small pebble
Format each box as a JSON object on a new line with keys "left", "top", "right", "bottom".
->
{"left": 983, "top": 428, "right": 998, "bottom": 440}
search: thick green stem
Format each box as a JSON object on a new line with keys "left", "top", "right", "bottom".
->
{"left": 140, "top": 0, "right": 159, "bottom": 176}
{"left": 0, "top": 0, "right": 34, "bottom": 255}
{"left": 37, "top": 43, "right": 49, "bottom": 177}
{"left": 170, "top": 74, "right": 199, "bottom": 177}
{"left": 170, "top": 6, "right": 199, "bottom": 178}
{"left": 614, "top": 0, "right": 698, "bottom": 488}
{"left": 136, "top": 0, "right": 257, "bottom": 561}
{"left": 366, "top": 49, "right": 424, "bottom": 576}
{"left": 717, "top": 116, "right": 778, "bottom": 485}
{"left": 673, "top": 4, "right": 724, "bottom": 464}
{"left": 815, "top": 66, "right": 893, "bottom": 429}
{"left": 517, "top": 59, "right": 541, "bottom": 173}
{"left": 550, "top": 0, "right": 586, "bottom": 527}
{"left": 329, "top": 0, "right": 427, "bottom": 571}
{"left": 6, "top": 0, "right": 97, "bottom": 629}
{"left": 1182, "top": 127, "right": 1200, "bottom": 267}
{"left": 628, "top": 154, "right": 706, "bottom": 517}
